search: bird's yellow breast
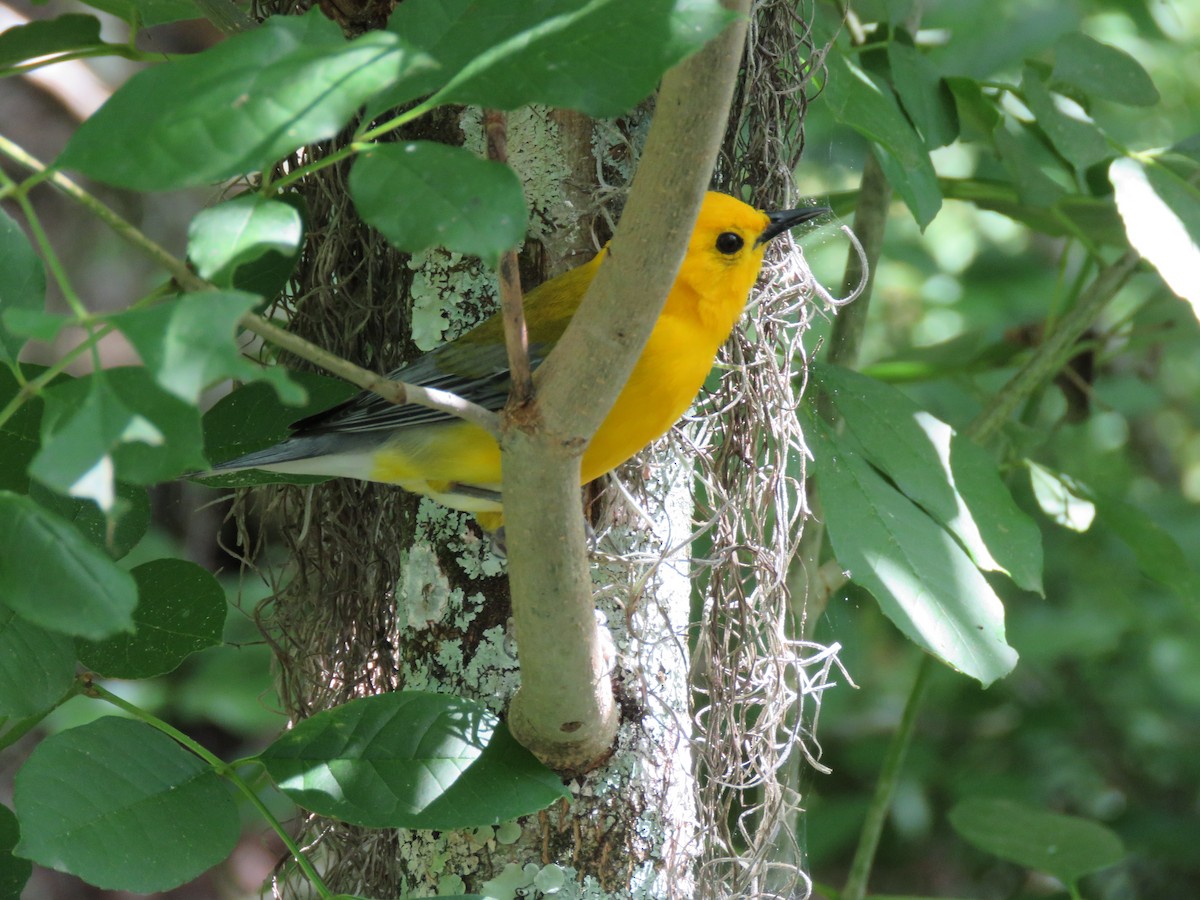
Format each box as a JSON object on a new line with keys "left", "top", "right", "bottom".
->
{"left": 580, "top": 308, "right": 719, "bottom": 483}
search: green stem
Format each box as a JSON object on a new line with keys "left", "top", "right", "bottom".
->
{"left": 356, "top": 95, "right": 439, "bottom": 142}
{"left": 966, "top": 250, "right": 1140, "bottom": 444}
{"left": 841, "top": 656, "right": 933, "bottom": 900}
{"left": 1, "top": 172, "right": 89, "bottom": 320}
{"left": 89, "top": 682, "right": 333, "bottom": 899}
{"left": 0, "top": 134, "right": 204, "bottom": 292}
{"left": 263, "top": 141, "right": 364, "bottom": 193}
{"left": 0, "top": 680, "right": 85, "bottom": 751}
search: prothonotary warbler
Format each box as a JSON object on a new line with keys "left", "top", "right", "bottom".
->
{"left": 209, "top": 192, "right": 826, "bottom": 527}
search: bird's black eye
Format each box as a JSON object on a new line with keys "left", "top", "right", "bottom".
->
{"left": 715, "top": 231, "right": 744, "bottom": 255}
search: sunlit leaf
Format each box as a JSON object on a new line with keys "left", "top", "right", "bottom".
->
{"left": 814, "top": 365, "right": 1042, "bottom": 593}
{"left": 1027, "top": 460, "right": 1095, "bottom": 531}
{"left": 375, "top": 0, "right": 733, "bottom": 118}
{"left": 30, "top": 371, "right": 159, "bottom": 513}
{"left": 824, "top": 52, "right": 941, "bottom": 227}
{"left": 1111, "top": 155, "right": 1200, "bottom": 319}
{"left": 187, "top": 194, "right": 304, "bottom": 290}
{"left": 808, "top": 416, "right": 1018, "bottom": 686}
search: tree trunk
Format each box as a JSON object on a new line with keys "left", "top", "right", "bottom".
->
{"left": 239, "top": 4, "right": 826, "bottom": 897}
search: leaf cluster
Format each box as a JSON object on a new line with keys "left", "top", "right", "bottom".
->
{"left": 799, "top": 2, "right": 1200, "bottom": 897}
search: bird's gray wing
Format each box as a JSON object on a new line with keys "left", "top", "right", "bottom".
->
{"left": 290, "top": 340, "right": 548, "bottom": 436}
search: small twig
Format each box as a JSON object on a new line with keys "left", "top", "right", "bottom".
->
{"left": 240, "top": 313, "right": 501, "bottom": 438}
{"left": 483, "top": 109, "right": 533, "bottom": 406}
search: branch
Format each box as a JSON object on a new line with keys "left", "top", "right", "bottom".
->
{"left": 503, "top": 0, "right": 753, "bottom": 770}
{"left": 483, "top": 109, "right": 533, "bottom": 406}
{"left": 966, "top": 250, "right": 1140, "bottom": 443}
{"left": 240, "top": 314, "right": 501, "bottom": 438}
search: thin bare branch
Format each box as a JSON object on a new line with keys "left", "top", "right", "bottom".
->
{"left": 484, "top": 109, "right": 534, "bottom": 406}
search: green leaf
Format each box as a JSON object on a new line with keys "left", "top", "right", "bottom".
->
{"left": 949, "top": 798, "right": 1125, "bottom": 884}
{"left": 0, "top": 13, "right": 107, "bottom": 68}
{"left": 28, "top": 480, "right": 150, "bottom": 561}
{"left": 0, "top": 308, "right": 72, "bottom": 344}
{"left": 350, "top": 142, "right": 527, "bottom": 267}
{"left": 1027, "top": 461, "right": 1095, "bottom": 532}
{"left": 36, "top": 368, "right": 208, "bottom": 490}
{"left": 435, "top": 0, "right": 734, "bottom": 116}
{"left": 0, "top": 805, "right": 32, "bottom": 900}
{"left": 807, "top": 417, "right": 1018, "bottom": 686}
{"left": 814, "top": 365, "right": 956, "bottom": 520}
{"left": 227, "top": 192, "right": 308, "bottom": 298}
{"left": 887, "top": 36, "right": 957, "bottom": 148}
{"left": 1093, "top": 495, "right": 1200, "bottom": 602}
{"left": 0, "top": 209, "right": 46, "bottom": 366}
{"left": 813, "top": 365, "right": 1042, "bottom": 592}
{"left": 1110, "top": 155, "right": 1200, "bottom": 318}
{"left": 1051, "top": 33, "right": 1159, "bottom": 108}
{"left": 946, "top": 433, "right": 1043, "bottom": 594}
{"left": 199, "top": 371, "right": 356, "bottom": 485}
{"left": 111, "top": 291, "right": 305, "bottom": 405}
{"left": 78, "top": 0, "right": 202, "bottom": 27}
{"left": 945, "top": 77, "right": 999, "bottom": 143}
{"left": 77, "top": 559, "right": 226, "bottom": 678}
{"left": 187, "top": 194, "right": 304, "bottom": 289}
{"left": 0, "top": 491, "right": 137, "bottom": 639}
{"left": 993, "top": 120, "right": 1068, "bottom": 208}
{"left": 259, "top": 692, "right": 569, "bottom": 829}
{"left": 30, "top": 371, "right": 162, "bottom": 513}
{"left": 58, "top": 9, "right": 429, "bottom": 190}
{"left": 1022, "top": 65, "right": 1111, "bottom": 171}
{"left": 0, "top": 366, "right": 45, "bottom": 494}
{"left": 824, "top": 52, "right": 941, "bottom": 227}
{"left": 376, "top": 0, "right": 733, "bottom": 118}
{"left": 13, "top": 717, "right": 240, "bottom": 893}
{"left": 0, "top": 608, "right": 76, "bottom": 718}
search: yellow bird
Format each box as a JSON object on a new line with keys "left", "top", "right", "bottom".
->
{"left": 210, "top": 192, "right": 824, "bottom": 526}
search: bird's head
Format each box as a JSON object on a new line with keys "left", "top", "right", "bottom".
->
{"left": 674, "top": 191, "right": 827, "bottom": 337}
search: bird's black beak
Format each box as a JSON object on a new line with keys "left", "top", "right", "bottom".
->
{"left": 755, "top": 205, "right": 829, "bottom": 247}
